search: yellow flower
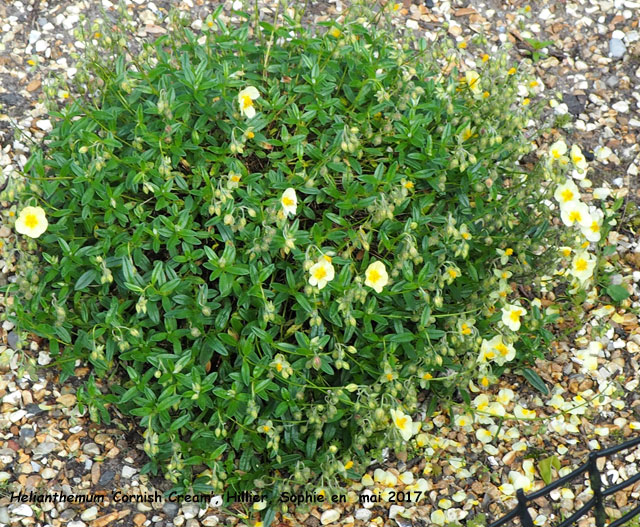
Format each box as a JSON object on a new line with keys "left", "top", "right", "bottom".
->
{"left": 522, "top": 98, "right": 530, "bottom": 106}
{"left": 465, "top": 71, "right": 481, "bottom": 95}
{"left": 281, "top": 188, "right": 298, "bottom": 217}
{"left": 15, "top": 206, "right": 48, "bottom": 238}
{"left": 501, "top": 304, "right": 527, "bottom": 331}
{"left": 460, "top": 125, "right": 473, "bottom": 142}
{"left": 246, "top": 130, "right": 255, "bottom": 139}
{"left": 364, "top": 261, "right": 389, "bottom": 293}
{"left": 481, "top": 54, "right": 489, "bottom": 62}
{"left": 458, "top": 41, "right": 467, "bottom": 49}
{"left": 344, "top": 460, "right": 354, "bottom": 470}
{"left": 238, "top": 86, "right": 260, "bottom": 118}
{"left": 329, "top": 27, "right": 341, "bottom": 38}
{"left": 507, "top": 67, "right": 517, "bottom": 75}
{"left": 308, "top": 257, "right": 335, "bottom": 290}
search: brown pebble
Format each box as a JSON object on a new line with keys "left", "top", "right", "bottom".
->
{"left": 91, "top": 512, "right": 120, "bottom": 527}
{"left": 91, "top": 462, "right": 101, "bottom": 485}
{"left": 133, "top": 513, "right": 146, "bottom": 526}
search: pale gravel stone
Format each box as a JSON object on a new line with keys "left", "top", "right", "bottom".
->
{"left": 320, "top": 509, "right": 340, "bottom": 525}
{"left": 612, "top": 101, "right": 630, "bottom": 112}
{"left": 80, "top": 506, "right": 98, "bottom": 521}
{"left": 12, "top": 504, "right": 33, "bottom": 516}
{"left": 122, "top": 465, "right": 137, "bottom": 478}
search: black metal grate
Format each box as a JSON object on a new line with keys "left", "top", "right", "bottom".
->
{"left": 488, "top": 435, "right": 640, "bottom": 527}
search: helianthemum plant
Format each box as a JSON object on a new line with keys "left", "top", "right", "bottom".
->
{"left": 6, "top": 1, "right": 614, "bottom": 515}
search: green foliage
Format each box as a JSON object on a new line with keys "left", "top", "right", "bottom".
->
{"left": 10, "top": 4, "right": 577, "bottom": 499}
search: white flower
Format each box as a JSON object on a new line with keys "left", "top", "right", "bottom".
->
{"left": 281, "top": 188, "right": 297, "bottom": 217}
{"left": 238, "top": 86, "right": 260, "bottom": 118}
{"left": 509, "top": 471, "right": 533, "bottom": 492}
{"left": 580, "top": 207, "right": 603, "bottom": 242}
{"left": 479, "top": 335, "right": 516, "bottom": 366}
{"left": 501, "top": 304, "right": 527, "bottom": 331}
{"left": 593, "top": 187, "right": 611, "bottom": 200}
{"left": 554, "top": 179, "right": 579, "bottom": 206}
{"left": 15, "top": 206, "right": 48, "bottom": 238}
{"left": 513, "top": 405, "right": 536, "bottom": 419}
{"left": 560, "top": 200, "right": 591, "bottom": 228}
{"left": 570, "top": 145, "right": 588, "bottom": 172}
{"left": 308, "top": 256, "right": 335, "bottom": 290}
{"left": 431, "top": 510, "right": 446, "bottom": 526}
{"left": 549, "top": 140, "right": 567, "bottom": 160}
{"left": 570, "top": 251, "right": 596, "bottom": 282}
{"left": 390, "top": 408, "right": 418, "bottom": 441}
{"left": 364, "top": 260, "right": 389, "bottom": 293}
{"left": 476, "top": 428, "right": 493, "bottom": 443}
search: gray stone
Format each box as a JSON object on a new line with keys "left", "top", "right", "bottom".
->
{"left": 6, "top": 331, "right": 19, "bottom": 349}
{"left": 33, "top": 441, "right": 56, "bottom": 456}
{"left": 606, "top": 75, "right": 619, "bottom": 88}
{"left": 609, "top": 37, "right": 626, "bottom": 58}
{"left": 162, "top": 502, "right": 179, "bottom": 519}
{"left": 82, "top": 443, "right": 100, "bottom": 456}
{"left": 0, "top": 507, "right": 9, "bottom": 524}
{"left": 25, "top": 403, "right": 46, "bottom": 416}
{"left": 98, "top": 469, "right": 115, "bottom": 486}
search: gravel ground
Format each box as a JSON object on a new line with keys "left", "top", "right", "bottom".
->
{"left": 1, "top": 0, "right": 640, "bottom": 526}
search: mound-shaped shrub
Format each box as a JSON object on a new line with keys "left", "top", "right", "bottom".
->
{"left": 8, "top": 4, "right": 603, "bottom": 505}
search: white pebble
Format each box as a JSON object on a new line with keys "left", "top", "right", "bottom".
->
{"left": 34, "top": 39, "right": 48, "bottom": 52}
{"left": 13, "top": 504, "right": 33, "bottom": 516}
{"left": 612, "top": 101, "right": 630, "bottom": 112}
{"left": 121, "top": 465, "right": 137, "bottom": 478}
{"left": 320, "top": 509, "right": 340, "bottom": 525}
{"left": 80, "top": 506, "right": 98, "bottom": 521}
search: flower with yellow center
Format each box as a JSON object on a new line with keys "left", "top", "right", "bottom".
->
{"left": 560, "top": 246, "right": 572, "bottom": 258}
{"left": 473, "top": 394, "right": 490, "bottom": 413}
{"left": 554, "top": 179, "right": 579, "bottom": 206}
{"left": 281, "top": 187, "right": 297, "bottom": 217}
{"left": 461, "top": 323, "right": 472, "bottom": 336}
{"left": 560, "top": 200, "right": 591, "bottom": 228}
{"left": 246, "top": 130, "right": 255, "bottom": 139}
{"left": 308, "top": 257, "right": 335, "bottom": 290}
{"left": 501, "top": 304, "right": 527, "bottom": 331}
{"left": 507, "top": 67, "right": 517, "bottom": 75}
{"left": 580, "top": 207, "right": 602, "bottom": 242}
{"left": 549, "top": 139, "right": 567, "bottom": 160}
{"left": 15, "top": 206, "right": 48, "bottom": 238}
{"left": 480, "top": 335, "right": 515, "bottom": 365}
{"left": 460, "top": 125, "right": 473, "bottom": 142}
{"left": 513, "top": 405, "right": 536, "bottom": 419}
{"left": 570, "top": 144, "right": 588, "bottom": 172}
{"left": 482, "top": 54, "right": 489, "bottom": 62}
{"left": 476, "top": 428, "right": 493, "bottom": 444}
{"left": 570, "top": 251, "right": 596, "bottom": 282}
{"left": 390, "top": 408, "right": 418, "bottom": 441}
{"left": 238, "top": 86, "right": 260, "bottom": 119}
{"left": 465, "top": 71, "right": 481, "bottom": 94}
{"left": 365, "top": 260, "right": 389, "bottom": 293}
{"left": 329, "top": 27, "right": 341, "bottom": 38}
{"left": 344, "top": 460, "right": 354, "bottom": 470}
{"left": 497, "top": 388, "right": 514, "bottom": 404}
{"left": 509, "top": 471, "right": 533, "bottom": 491}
